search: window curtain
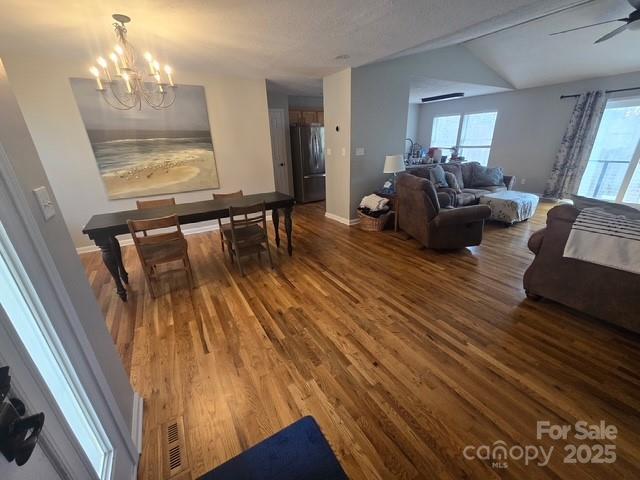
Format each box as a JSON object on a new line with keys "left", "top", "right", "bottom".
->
{"left": 543, "top": 90, "right": 607, "bottom": 200}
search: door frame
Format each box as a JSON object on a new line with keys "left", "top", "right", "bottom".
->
{"left": 0, "top": 143, "right": 140, "bottom": 479}
{"left": 268, "top": 108, "right": 293, "bottom": 195}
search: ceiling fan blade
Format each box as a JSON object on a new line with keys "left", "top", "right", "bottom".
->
{"left": 628, "top": 0, "right": 640, "bottom": 10}
{"left": 549, "top": 18, "right": 627, "bottom": 36}
{"left": 595, "top": 23, "right": 631, "bottom": 43}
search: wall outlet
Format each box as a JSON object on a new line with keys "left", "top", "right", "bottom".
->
{"left": 355, "top": 147, "right": 365, "bottom": 156}
{"left": 520, "top": 178, "right": 527, "bottom": 185}
{"left": 326, "top": 148, "right": 332, "bottom": 156}
{"left": 341, "top": 147, "right": 346, "bottom": 157}
{"left": 33, "top": 186, "right": 56, "bottom": 221}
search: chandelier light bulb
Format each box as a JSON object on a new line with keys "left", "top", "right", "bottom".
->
{"left": 164, "top": 65, "right": 174, "bottom": 86}
{"left": 97, "top": 57, "right": 107, "bottom": 68}
{"left": 109, "top": 52, "right": 121, "bottom": 75}
{"left": 89, "top": 67, "right": 103, "bottom": 90}
{"left": 153, "top": 60, "right": 160, "bottom": 73}
{"left": 114, "top": 45, "right": 124, "bottom": 55}
{"left": 144, "top": 52, "right": 153, "bottom": 62}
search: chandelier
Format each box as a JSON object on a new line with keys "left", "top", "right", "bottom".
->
{"left": 89, "top": 14, "right": 176, "bottom": 110}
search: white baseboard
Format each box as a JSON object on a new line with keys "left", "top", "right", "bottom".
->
{"left": 131, "top": 392, "right": 144, "bottom": 455}
{"left": 325, "top": 212, "right": 360, "bottom": 225}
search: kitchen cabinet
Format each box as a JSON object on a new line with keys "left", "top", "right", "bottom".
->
{"left": 289, "top": 109, "right": 324, "bottom": 126}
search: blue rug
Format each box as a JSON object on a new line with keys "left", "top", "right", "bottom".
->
{"left": 198, "top": 416, "right": 348, "bottom": 480}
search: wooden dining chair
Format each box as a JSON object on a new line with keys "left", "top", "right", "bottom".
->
{"left": 136, "top": 197, "right": 176, "bottom": 210}
{"left": 127, "top": 215, "right": 194, "bottom": 298}
{"left": 212, "top": 190, "right": 243, "bottom": 251}
{"left": 136, "top": 198, "right": 176, "bottom": 236}
{"left": 224, "top": 201, "right": 273, "bottom": 276}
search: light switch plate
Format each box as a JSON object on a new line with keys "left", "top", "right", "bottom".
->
{"left": 355, "top": 147, "right": 365, "bottom": 156}
{"left": 33, "top": 186, "right": 56, "bottom": 221}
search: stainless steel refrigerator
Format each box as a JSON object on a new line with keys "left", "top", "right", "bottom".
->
{"left": 290, "top": 125, "right": 325, "bottom": 203}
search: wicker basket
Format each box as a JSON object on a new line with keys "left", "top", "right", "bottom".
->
{"left": 357, "top": 210, "right": 391, "bottom": 231}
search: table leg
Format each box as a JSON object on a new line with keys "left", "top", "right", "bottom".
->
{"left": 97, "top": 236, "right": 127, "bottom": 302}
{"left": 284, "top": 206, "right": 293, "bottom": 256}
{"left": 112, "top": 236, "right": 129, "bottom": 285}
{"left": 272, "top": 208, "right": 281, "bottom": 248}
{"left": 394, "top": 200, "right": 399, "bottom": 232}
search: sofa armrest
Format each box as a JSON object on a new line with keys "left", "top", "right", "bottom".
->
{"left": 436, "top": 190, "right": 453, "bottom": 208}
{"left": 528, "top": 228, "right": 545, "bottom": 254}
{"left": 503, "top": 175, "right": 516, "bottom": 190}
{"left": 435, "top": 204, "right": 491, "bottom": 227}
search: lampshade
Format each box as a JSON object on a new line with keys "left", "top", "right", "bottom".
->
{"left": 383, "top": 154, "right": 405, "bottom": 174}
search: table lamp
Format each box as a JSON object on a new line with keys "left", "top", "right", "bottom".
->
{"left": 383, "top": 154, "right": 405, "bottom": 192}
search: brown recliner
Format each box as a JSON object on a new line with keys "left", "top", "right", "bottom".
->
{"left": 397, "top": 173, "right": 491, "bottom": 249}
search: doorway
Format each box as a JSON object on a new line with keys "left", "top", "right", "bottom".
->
{"left": 269, "top": 108, "right": 292, "bottom": 195}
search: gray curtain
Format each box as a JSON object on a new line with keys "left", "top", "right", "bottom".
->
{"left": 543, "top": 90, "right": 607, "bottom": 200}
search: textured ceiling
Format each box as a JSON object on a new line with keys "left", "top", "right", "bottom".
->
{"left": 0, "top": 0, "right": 587, "bottom": 95}
{"left": 466, "top": 0, "right": 640, "bottom": 88}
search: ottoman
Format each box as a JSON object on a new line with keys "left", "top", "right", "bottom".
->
{"left": 479, "top": 190, "right": 539, "bottom": 224}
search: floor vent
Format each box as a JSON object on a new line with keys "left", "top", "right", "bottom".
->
{"left": 161, "top": 416, "right": 189, "bottom": 478}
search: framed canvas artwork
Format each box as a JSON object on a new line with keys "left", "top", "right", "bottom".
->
{"left": 70, "top": 78, "right": 219, "bottom": 199}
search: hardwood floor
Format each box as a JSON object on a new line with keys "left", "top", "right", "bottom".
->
{"left": 80, "top": 202, "right": 640, "bottom": 479}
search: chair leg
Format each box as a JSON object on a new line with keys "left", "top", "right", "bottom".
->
{"left": 220, "top": 231, "right": 225, "bottom": 252}
{"left": 184, "top": 257, "right": 195, "bottom": 290}
{"left": 265, "top": 240, "right": 274, "bottom": 269}
{"left": 234, "top": 249, "right": 245, "bottom": 276}
{"left": 144, "top": 266, "right": 157, "bottom": 299}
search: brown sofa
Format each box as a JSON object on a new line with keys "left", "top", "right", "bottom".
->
{"left": 397, "top": 173, "right": 491, "bottom": 249}
{"left": 523, "top": 204, "right": 640, "bottom": 333}
{"left": 407, "top": 161, "right": 515, "bottom": 207}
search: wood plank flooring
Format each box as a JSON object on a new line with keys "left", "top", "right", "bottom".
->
{"left": 80, "top": 202, "right": 640, "bottom": 479}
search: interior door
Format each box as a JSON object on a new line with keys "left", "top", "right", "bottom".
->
{"left": 269, "top": 108, "right": 292, "bottom": 195}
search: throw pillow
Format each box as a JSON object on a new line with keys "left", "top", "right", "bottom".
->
{"left": 444, "top": 172, "right": 462, "bottom": 193}
{"left": 571, "top": 195, "right": 640, "bottom": 219}
{"left": 472, "top": 164, "right": 504, "bottom": 187}
{"left": 460, "top": 161, "right": 477, "bottom": 187}
{"left": 441, "top": 163, "right": 464, "bottom": 188}
{"left": 429, "top": 165, "right": 447, "bottom": 188}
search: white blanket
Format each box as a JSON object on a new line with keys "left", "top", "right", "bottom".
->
{"left": 359, "top": 194, "right": 389, "bottom": 212}
{"left": 564, "top": 207, "right": 640, "bottom": 274}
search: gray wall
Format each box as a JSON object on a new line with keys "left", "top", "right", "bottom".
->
{"left": 288, "top": 95, "right": 323, "bottom": 109}
{"left": 0, "top": 59, "right": 135, "bottom": 433}
{"left": 347, "top": 46, "right": 512, "bottom": 217}
{"left": 416, "top": 70, "right": 640, "bottom": 194}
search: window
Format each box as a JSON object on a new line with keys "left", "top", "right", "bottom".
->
{"left": 430, "top": 112, "right": 498, "bottom": 166}
{"left": 577, "top": 97, "right": 640, "bottom": 204}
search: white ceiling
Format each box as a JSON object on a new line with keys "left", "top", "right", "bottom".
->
{"left": 409, "top": 78, "right": 511, "bottom": 104}
{"left": 0, "top": 0, "right": 592, "bottom": 95}
{"left": 466, "top": 0, "right": 640, "bottom": 89}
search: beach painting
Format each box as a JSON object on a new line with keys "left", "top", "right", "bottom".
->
{"left": 70, "top": 78, "right": 219, "bottom": 199}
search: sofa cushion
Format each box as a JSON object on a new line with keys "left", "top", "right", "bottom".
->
{"left": 429, "top": 165, "right": 448, "bottom": 188}
{"left": 441, "top": 163, "right": 464, "bottom": 188}
{"left": 472, "top": 164, "right": 504, "bottom": 187}
{"left": 460, "top": 162, "right": 477, "bottom": 188}
{"left": 444, "top": 172, "right": 462, "bottom": 193}
{"left": 456, "top": 192, "right": 477, "bottom": 206}
{"left": 483, "top": 185, "right": 508, "bottom": 193}
{"left": 462, "top": 188, "right": 491, "bottom": 200}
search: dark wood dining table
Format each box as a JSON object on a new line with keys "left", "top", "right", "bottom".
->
{"left": 82, "top": 192, "right": 295, "bottom": 301}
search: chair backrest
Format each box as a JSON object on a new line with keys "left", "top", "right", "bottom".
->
{"left": 128, "top": 215, "right": 184, "bottom": 251}
{"left": 136, "top": 197, "right": 176, "bottom": 210}
{"left": 396, "top": 173, "right": 440, "bottom": 223}
{"left": 212, "top": 190, "right": 243, "bottom": 200}
{"left": 228, "top": 202, "right": 267, "bottom": 243}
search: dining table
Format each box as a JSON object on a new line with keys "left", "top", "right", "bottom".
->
{"left": 82, "top": 192, "right": 295, "bottom": 301}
